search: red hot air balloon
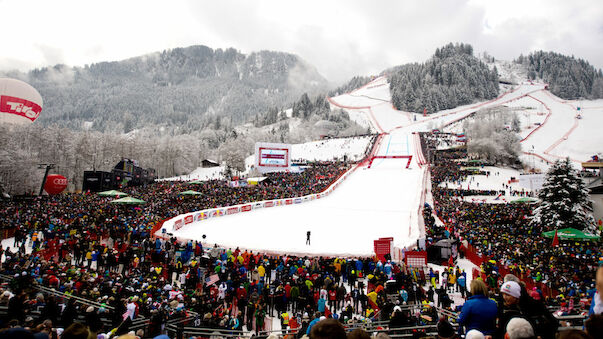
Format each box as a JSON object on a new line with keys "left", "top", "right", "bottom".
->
{"left": 44, "top": 174, "right": 68, "bottom": 195}
{"left": 0, "top": 78, "right": 43, "bottom": 125}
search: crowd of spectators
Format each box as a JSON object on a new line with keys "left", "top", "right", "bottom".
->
{"left": 420, "top": 132, "right": 603, "bottom": 338}
{"left": 0, "top": 157, "right": 461, "bottom": 338}
{"left": 427, "top": 145, "right": 601, "bottom": 299}
{"left": 0, "top": 132, "right": 602, "bottom": 339}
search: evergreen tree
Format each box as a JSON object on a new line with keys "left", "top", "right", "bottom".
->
{"left": 388, "top": 43, "right": 499, "bottom": 113}
{"left": 521, "top": 51, "right": 603, "bottom": 99}
{"left": 532, "top": 158, "right": 596, "bottom": 232}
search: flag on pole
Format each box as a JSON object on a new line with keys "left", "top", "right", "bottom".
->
{"left": 552, "top": 229, "right": 559, "bottom": 247}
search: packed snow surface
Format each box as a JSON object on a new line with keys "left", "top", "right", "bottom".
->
{"left": 171, "top": 157, "right": 423, "bottom": 256}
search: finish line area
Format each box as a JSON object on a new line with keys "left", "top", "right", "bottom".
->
{"left": 168, "top": 155, "right": 424, "bottom": 257}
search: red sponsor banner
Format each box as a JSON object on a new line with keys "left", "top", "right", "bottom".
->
{"left": 184, "top": 215, "right": 194, "bottom": 224}
{"left": 227, "top": 207, "right": 239, "bottom": 215}
{"left": 285, "top": 199, "right": 292, "bottom": 205}
{"left": 261, "top": 154, "right": 285, "bottom": 159}
{"left": 373, "top": 239, "right": 391, "bottom": 262}
{"left": 0, "top": 95, "right": 42, "bottom": 121}
{"left": 241, "top": 205, "right": 252, "bottom": 212}
{"left": 404, "top": 251, "right": 427, "bottom": 267}
{"left": 265, "top": 201, "right": 274, "bottom": 207}
{"left": 174, "top": 219, "right": 184, "bottom": 231}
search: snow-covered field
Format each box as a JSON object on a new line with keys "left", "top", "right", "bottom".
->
{"left": 164, "top": 75, "right": 601, "bottom": 256}
{"left": 441, "top": 166, "right": 534, "bottom": 204}
{"left": 290, "top": 136, "right": 373, "bottom": 162}
{"left": 159, "top": 166, "right": 226, "bottom": 181}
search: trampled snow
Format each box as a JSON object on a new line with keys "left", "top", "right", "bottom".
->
{"left": 166, "top": 76, "right": 601, "bottom": 256}
{"left": 442, "top": 166, "right": 531, "bottom": 204}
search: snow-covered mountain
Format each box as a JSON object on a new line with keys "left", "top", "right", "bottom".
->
{"left": 0, "top": 46, "right": 329, "bottom": 134}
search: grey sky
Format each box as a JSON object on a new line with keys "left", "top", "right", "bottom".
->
{"left": 1, "top": 0, "right": 601, "bottom": 83}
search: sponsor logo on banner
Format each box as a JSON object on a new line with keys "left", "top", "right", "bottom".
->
{"left": 227, "top": 207, "right": 239, "bottom": 215}
{"left": 303, "top": 197, "right": 309, "bottom": 202}
{"left": 276, "top": 200, "right": 283, "bottom": 206}
{"left": 317, "top": 194, "right": 321, "bottom": 199}
{"left": 285, "top": 199, "right": 292, "bottom": 205}
{"left": 254, "top": 203, "right": 263, "bottom": 209}
{"left": 241, "top": 205, "right": 252, "bottom": 212}
{"left": 294, "top": 198, "right": 302, "bottom": 204}
{"left": 210, "top": 209, "right": 224, "bottom": 218}
{"left": 174, "top": 219, "right": 183, "bottom": 231}
{"left": 265, "top": 201, "right": 274, "bottom": 208}
{"left": 0, "top": 95, "right": 42, "bottom": 121}
{"left": 184, "top": 215, "right": 194, "bottom": 224}
{"left": 53, "top": 177, "right": 68, "bottom": 186}
{"left": 194, "top": 213, "right": 201, "bottom": 222}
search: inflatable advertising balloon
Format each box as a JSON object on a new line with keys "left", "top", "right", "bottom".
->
{"left": 0, "top": 78, "right": 43, "bottom": 125}
{"left": 44, "top": 174, "right": 68, "bottom": 195}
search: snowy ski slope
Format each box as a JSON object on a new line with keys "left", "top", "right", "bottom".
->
{"left": 166, "top": 76, "right": 601, "bottom": 256}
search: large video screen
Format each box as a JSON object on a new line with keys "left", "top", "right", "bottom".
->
{"left": 255, "top": 142, "right": 291, "bottom": 173}
{"left": 259, "top": 147, "right": 289, "bottom": 167}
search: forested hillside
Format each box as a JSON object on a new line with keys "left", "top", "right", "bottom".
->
{"left": 518, "top": 51, "right": 603, "bottom": 99}
{"left": 0, "top": 46, "right": 328, "bottom": 134}
{"left": 388, "top": 43, "right": 499, "bottom": 113}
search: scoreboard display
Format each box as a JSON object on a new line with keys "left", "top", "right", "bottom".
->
{"left": 255, "top": 142, "right": 291, "bottom": 173}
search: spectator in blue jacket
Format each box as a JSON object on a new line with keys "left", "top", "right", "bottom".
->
{"left": 458, "top": 279, "right": 498, "bottom": 336}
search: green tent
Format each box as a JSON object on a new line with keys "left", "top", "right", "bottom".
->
{"left": 110, "top": 197, "right": 146, "bottom": 205}
{"left": 542, "top": 227, "right": 600, "bottom": 241}
{"left": 98, "top": 190, "right": 128, "bottom": 197}
{"left": 462, "top": 167, "right": 482, "bottom": 171}
{"left": 179, "top": 190, "right": 203, "bottom": 196}
{"left": 510, "top": 197, "right": 539, "bottom": 204}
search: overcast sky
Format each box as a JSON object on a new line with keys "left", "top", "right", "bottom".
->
{"left": 1, "top": 0, "right": 601, "bottom": 83}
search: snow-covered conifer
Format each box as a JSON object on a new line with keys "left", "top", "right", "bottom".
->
{"left": 532, "top": 158, "right": 596, "bottom": 233}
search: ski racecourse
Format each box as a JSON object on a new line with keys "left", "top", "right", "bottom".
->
{"left": 162, "top": 77, "right": 603, "bottom": 257}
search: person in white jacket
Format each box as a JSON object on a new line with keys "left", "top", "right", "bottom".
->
{"left": 589, "top": 266, "right": 603, "bottom": 315}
